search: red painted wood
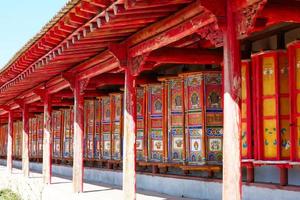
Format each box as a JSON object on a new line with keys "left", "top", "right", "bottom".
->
{"left": 279, "top": 167, "right": 288, "bottom": 186}
{"left": 43, "top": 93, "right": 52, "bottom": 184}
{"left": 246, "top": 166, "right": 254, "bottom": 183}
{"left": 222, "top": 1, "right": 242, "bottom": 199}
{"left": 22, "top": 104, "right": 30, "bottom": 177}
{"left": 125, "top": 0, "right": 191, "bottom": 10}
{"left": 7, "top": 111, "right": 13, "bottom": 173}
{"left": 123, "top": 69, "right": 137, "bottom": 200}
{"left": 241, "top": 60, "right": 253, "bottom": 159}
{"left": 287, "top": 41, "right": 300, "bottom": 162}
{"left": 147, "top": 48, "right": 223, "bottom": 65}
{"left": 129, "top": 11, "right": 215, "bottom": 57}
{"left": 262, "top": 4, "right": 300, "bottom": 25}
{"left": 72, "top": 79, "right": 85, "bottom": 193}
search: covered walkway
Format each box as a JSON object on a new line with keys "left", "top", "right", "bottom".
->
{"left": 0, "top": 165, "right": 196, "bottom": 200}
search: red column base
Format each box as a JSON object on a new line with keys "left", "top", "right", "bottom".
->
{"left": 246, "top": 166, "right": 254, "bottom": 183}
{"left": 279, "top": 167, "right": 288, "bottom": 186}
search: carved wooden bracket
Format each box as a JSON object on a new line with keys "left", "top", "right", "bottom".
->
{"left": 128, "top": 53, "right": 150, "bottom": 76}
{"left": 108, "top": 43, "right": 128, "bottom": 68}
{"left": 79, "top": 78, "right": 90, "bottom": 95}
{"left": 14, "top": 99, "right": 25, "bottom": 110}
{"left": 197, "top": 22, "right": 223, "bottom": 47}
{"left": 108, "top": 42, "right": 149, "bottom": 76}
{"left": 33, "top": 89, "right": 46, "bottom": 102}
{"left": 237, "top": 0, "right": 267, "bottom": 38}
{"left": 0, "top": 105, "right": 11, "bottom": 112}
{"left": 62, "top": 72, "right": 89, "bottom": 95}
{"left": 62, "top": 72, "right": 76, "bottom": 91}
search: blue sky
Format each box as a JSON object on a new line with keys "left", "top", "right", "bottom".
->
{"left": 0, "top": 0, "right": 68, "bottom": 68}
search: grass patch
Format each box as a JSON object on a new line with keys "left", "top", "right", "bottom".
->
{"left": 0, "top": 189, "right": 21, "bottom": 200}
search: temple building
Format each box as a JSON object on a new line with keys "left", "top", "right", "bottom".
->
{"left": 0, "top": 0, "right": 300, "bottom": 199}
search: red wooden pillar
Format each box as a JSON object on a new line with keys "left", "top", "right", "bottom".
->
{"left": 43, "top": 93, "right": 52, "bottom": 184}
{"left": 123, "top": 69, "right": 137, "bottom": 200}
{"left": 7, "top": 111, "right": 13, "bottom": 173}
{"left": 22, "top": 104, "right": 30, "bottom": 177}
{"left": 222, "top": 1, "right": 242, "bottom": 200}
{"left": 72, "top": 78, "right": 85, "bottom": 193}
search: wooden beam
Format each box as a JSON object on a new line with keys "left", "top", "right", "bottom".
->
{"left": 7, "top": 110, "right": 13, "bottom": 173}
{"left": 222, "top": 1, "right": 242, "bottom": 200}
{"left": 262, "top": 3, "right": 300, "bottom": 25}
{"left": 147, "top": 47, "right": 223, "bottom": 64}
{"left": 125, "top": 0, "right": 192, "bottom": 9}
{"left": 77, "top": 58, "right": 119, "bottom": 80}
{"left": 126, "top": 0, "right": 204, "bottom": 47}
{"left": 88, "top": 73, "right": 125, "bottom": 89}
{"left": 129, "top": 11, "right": 216, "bottom": 57}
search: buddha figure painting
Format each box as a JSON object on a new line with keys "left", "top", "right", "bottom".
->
{"left": 191, "top": 139, "right": 201, "bottom": 151}
{"left": 153, "top": 140, "right": 162, "bottom": 151}
{"left": 154, "top": 100, "right": 162, "bottom": 113}
{"left": 191, "top": 92, "right": 199, "bottom": 109}
{"left": 209, "top": 138, "right": 222, "bottom": 152}
{"left": 136, "top": 140, "right": 143, "bottom": 150}
{"left": 104, "top": 141, "right": 111, "bottom": 151}
{"left": 174, "top": 95, "right": 182, "bottom": 109}
{"left": 115, "top": 140, "right": 120, "bottom": 153}
{"left": 173, "top": 137, "right": 183, "bottom": 150}
{"left": 105, "top": 109, "right": 110, "bottom": 120}
{"left": 208, "top": 91, "right": 221, "bottom": 109}
{"left": 137, "top": 103, "right": 142, "bottom": 115}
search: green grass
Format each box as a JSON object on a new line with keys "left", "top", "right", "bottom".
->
{"left": 0, "top": 189, "right": 21, "bottom": 200}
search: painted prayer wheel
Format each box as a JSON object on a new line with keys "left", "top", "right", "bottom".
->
{"left": 62, "top": 108, "right": 74, "bottom": 159}
{"left": 0, "top": 124, "right": 8, "bottom": 157}
{"left": 36, "top": 114, "right": 44, "bottom": 159}
{"left": 252, "top": 50, "right": 290, "bottom": 161}
{"left": 13, "top": 121, "right": 22, "bottom": 159}
{"left": 29, "top": 118, "right": 33, "bottom": 158}
{"left": 161, "top": 72, "right": 223, "bottom": 165}
{"left": 100, "top": 96, "right": 112, "bottom": 160}
{"left": 136, "top": 87, "right": 147, "bottom": 161}
{"left": 164, "top": 77, "right": 185, "bottom": 163}
{"left": 203, "top": 72, "right": 223, "bottom": 164}
{"left": 110, "top": 93, "right": 123, "bottom": 160}
{"left": 31, "top": 117, "right": 37, "bottom": 158}
{"left": 84, "top": 100, "right": 95, "bottom": 160}
{"left": 241, "top": 60, "right": 253, "bottom": 159}
{"left": 147, "top": 84, "right": 166, "bottom": 162}
{"left": 287, "top": 41, "right": 300, "bottom": 161}
{"left": 52, "top": 110, "right": 63, "bottom": 159}
{"left": 94, "top": 100, "right": 101, "bottom": 159}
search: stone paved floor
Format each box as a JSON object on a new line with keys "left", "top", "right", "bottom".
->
{"left": 0, "top": 166, "right": 198, "bottom": 200}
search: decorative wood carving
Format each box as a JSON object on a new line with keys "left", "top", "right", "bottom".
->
{"left": 237, "top": 0, "right": 267, "bottom": 38}
{"left": 196, "top": 22, "right": 223, "bottom": 47}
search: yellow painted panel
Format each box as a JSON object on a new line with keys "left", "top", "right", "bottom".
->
{"left": 263, "top": 98, "right": 276, "bottom": 116}
{"left": 242, "top": 102, "right": 247, "bottom": 119}
{"left": 280, "top": 119, "right": 290, "bottom": 158}
{"left": 296, "top": 48, "right": 300, "bottom": 90}
{"left": 241, "top": 64, "right": 247, "bottom": 100}
{"left": 262, "top": 57, "right": 275, "bottom": 96}
{"left": 263, "top": 119, "right": 277, "bottom": 159}
{"left": 280, "top": 97, "right": 290, "bottom": 116}
{"left": 241, "top": 122, "right": 248, "bottom": 157}
{"left": 279, "top": 55, "right": 289, "bottom": 94}
{"left": 297, "top": 118, "right": 300, "bottom": 159}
